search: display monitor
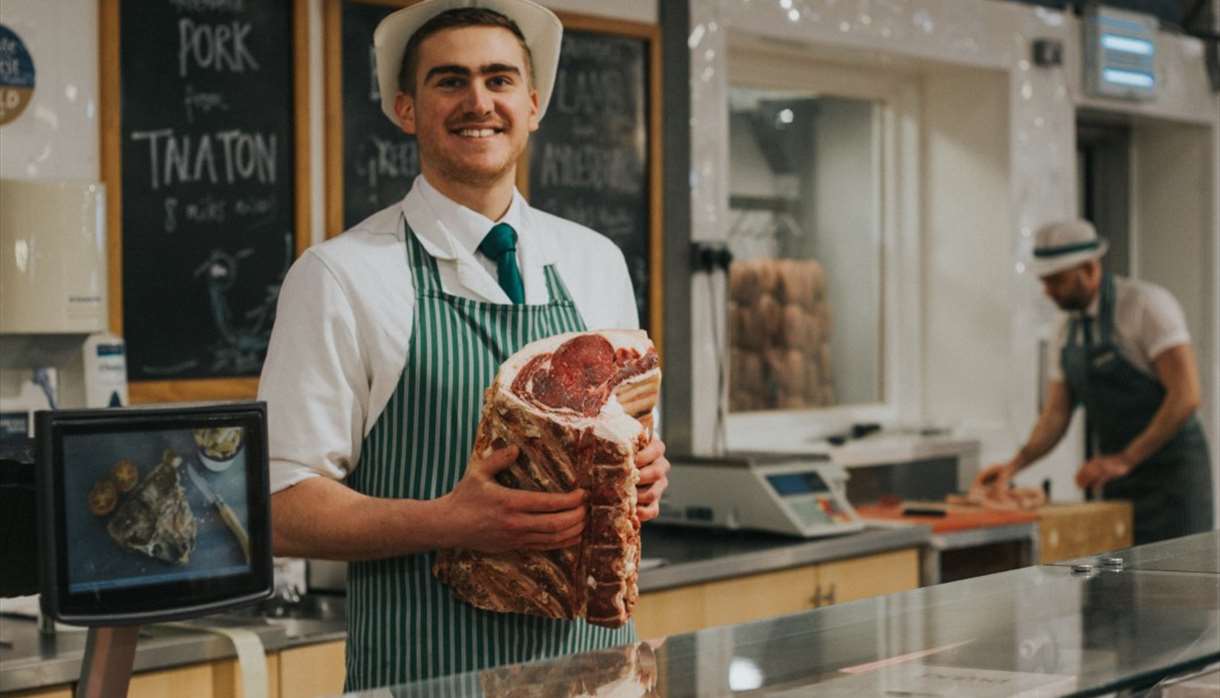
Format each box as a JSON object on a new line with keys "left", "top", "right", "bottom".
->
{"left": 37, "top": 403, "right": 272, "bottom": 625}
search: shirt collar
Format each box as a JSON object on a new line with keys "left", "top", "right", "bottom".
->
{"left": 399, "top": 175, "right": 557, "bottom": 265}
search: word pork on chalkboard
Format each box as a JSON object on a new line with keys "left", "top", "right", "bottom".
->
{"left": 118, "top": 0, "right": 297, "bottom": 382}
{"left": 529, "top": 30, "right": 652, "bottom": 331}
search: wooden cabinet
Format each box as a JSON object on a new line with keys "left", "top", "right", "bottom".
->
{"left": 14, "top": 647, "right": 300, "bottom": 698}
{"left": 277, "top": 640, "right": 346, "bottom": 698}
{"left": 213, "top": 653, "right": 281, "bottom": 698}
{"left": 635, "top": 548, "right": 919, "bottom": 639}
{"left": 817, "top": 549, "right": 920, "bottom": 606}
{"left": 8, "top": 687, "right": 73, "bottom": 698}
{"left": 127, "top": 663, "right": 215, "bottom": 698}
{"left": 1037, "top": 502, "right": 1133, "bottom": 563}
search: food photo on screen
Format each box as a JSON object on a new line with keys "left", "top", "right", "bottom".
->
{"left": 62, "top": 427, "right": 252, "bottom": 593}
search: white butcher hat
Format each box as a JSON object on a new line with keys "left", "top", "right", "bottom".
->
{"left": 1030, "top": 219, "right": 1109, "bottom": 277}
{"left": 373, "top": 0, "right": 563, "bottom": 127}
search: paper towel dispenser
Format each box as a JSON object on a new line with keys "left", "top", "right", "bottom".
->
{"left": 0, "top": 179, "right": 108, "bottom": 334}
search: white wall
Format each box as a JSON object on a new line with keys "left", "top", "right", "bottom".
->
{"left": 920, "top": 67, "right": 1014, "bottom": 451}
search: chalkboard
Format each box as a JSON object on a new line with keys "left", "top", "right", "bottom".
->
{"left": 338, "top": 0, "right": 419, "bottom": 229}
{"left": 528, "top": 24, "right": 656, "bottom": 333}
{"left": 102, "top": 0, "right": 310, "bottom": 401}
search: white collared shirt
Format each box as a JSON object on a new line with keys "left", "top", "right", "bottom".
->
{"left": 412, "top": 175, "right": 547, "bottom": 304}
{"left": 258, "top": 176, "right": 639, "bottom": 493}
{"left": 1049, "top": 274, "right": 1191, "bottom": 382}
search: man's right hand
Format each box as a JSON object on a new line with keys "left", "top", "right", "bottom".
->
{"left": 971, "top": 460, "right": 1016, "bottom": 495}
{"left": 436, "top": 444, "right": 588, "bottom": 553}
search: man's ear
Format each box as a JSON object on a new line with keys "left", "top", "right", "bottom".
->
{"left": 395, "top": 92, "right": 417, "bottom": 135}
{"left": 526, "top": 88, "right": 540, "bottom": 132}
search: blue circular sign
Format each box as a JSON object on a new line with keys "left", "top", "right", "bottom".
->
{"left": 0, "top": 24, "right": 36, "bottom": 125}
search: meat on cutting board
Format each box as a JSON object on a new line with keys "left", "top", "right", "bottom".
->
{"left": 434, "top": 330, "right": 661, "bottom": 628}
{"left": 947, "top": 482, "right": 1047, "bottom": 511}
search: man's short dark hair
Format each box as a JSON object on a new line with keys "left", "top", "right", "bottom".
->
{"left": 398, "top": 8, "right": 534, "bottom": 96}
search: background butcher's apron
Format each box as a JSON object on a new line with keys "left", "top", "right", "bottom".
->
{"left": 344, "top": 221, "right": 636, "bottom": 690}
{"left": 1061, "top": 273, "right": 1213, "bottom": 545}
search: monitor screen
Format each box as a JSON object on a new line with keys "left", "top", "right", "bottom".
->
{"left": 38, "top": 403, "right": 271, "bottom": 625}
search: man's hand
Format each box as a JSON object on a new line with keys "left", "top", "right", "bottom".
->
{"left": 1075, "top": 454, "right": 1133, "bottom": 490}
{"left": 635, "top": 436, "right": 670, "bottom": 523}
{"left": 438, "top": 445, "right": 588, "bottom": 553}
{"left": 972, "top": 460, "right": 1016, "bottom": 496}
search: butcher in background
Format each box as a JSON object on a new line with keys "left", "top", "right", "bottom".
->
{"left": 973, "top": 219, "right": 1213, "bottom": 545}
{"left": 256, "top": 0, "right": 669, "bottom": 689}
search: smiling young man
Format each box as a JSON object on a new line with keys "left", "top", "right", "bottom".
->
{"left": 257, "top": 0, "right": 670, "bottom": 689}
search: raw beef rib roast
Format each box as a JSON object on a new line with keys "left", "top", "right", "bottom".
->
{"left": 434, "top": 330, "right": 661, "bottom": 628}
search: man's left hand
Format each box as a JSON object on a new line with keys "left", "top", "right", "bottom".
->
{"left": 635, "top": 436, "right": 670, "bottom": 523}
{"left": 1075, "top": 454, "right": 1133, "bottom": 490}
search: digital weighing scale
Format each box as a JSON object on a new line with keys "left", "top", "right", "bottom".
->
{"left": 659, "top": 453, "right": 864, "bottom": 538}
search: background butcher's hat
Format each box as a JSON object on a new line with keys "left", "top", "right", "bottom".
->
{"left": 1030, "top": 219, "right": 1109, "bottom": 278}
{"left": 373, "top": 0, "right": 563, "bottom": 127}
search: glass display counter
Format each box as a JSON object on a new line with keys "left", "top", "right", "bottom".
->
{"left": 347, "top": 532, "right": 1220, "bottom": 696}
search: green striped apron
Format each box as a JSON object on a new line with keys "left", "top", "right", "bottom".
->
{"left": 344, "top": 219, "right": 636, "bottom": 690}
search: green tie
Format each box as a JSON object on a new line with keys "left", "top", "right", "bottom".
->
{"left": 478, "top": 222, "right": 525, "bottom": 304}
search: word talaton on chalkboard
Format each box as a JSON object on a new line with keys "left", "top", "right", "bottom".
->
{"left": 120, "top": 0, "right": 296, "bottom": 382}
{"left": 529, "top": 31, "right": 652, "bottom": 331}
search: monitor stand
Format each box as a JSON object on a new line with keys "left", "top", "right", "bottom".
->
{"left": 76, "top": 626, "right": 140, "bottom": 698}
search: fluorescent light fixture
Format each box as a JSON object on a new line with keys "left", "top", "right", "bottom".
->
{"left": 1101, "top": 34, "right": 1153, "bottom": 55}
{"left": 1103, "top": 68, "right": 1154, "bottom": 88}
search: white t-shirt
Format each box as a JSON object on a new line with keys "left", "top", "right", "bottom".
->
{"left": 1049, "top": 275, "right": 1191, "bottom": 382}
{"left": 258, "top": 176, "right": 639, "bottom": 494}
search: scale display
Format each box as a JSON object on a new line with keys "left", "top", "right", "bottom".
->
{"left": 660, "top": 453, "right": 864, "bottom": 538}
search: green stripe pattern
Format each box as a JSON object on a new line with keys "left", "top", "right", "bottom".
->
{"left": 345, "top": 221, "right": 636, "bottom": 690}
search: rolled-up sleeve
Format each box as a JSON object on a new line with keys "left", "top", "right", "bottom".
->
{"left": 258, "top": 251, "right": 370, "bottom": 494}
{"left": 1139, "top": 285, "right": 1191, "bottom": 361}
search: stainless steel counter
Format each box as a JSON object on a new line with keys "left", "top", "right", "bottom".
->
{"left": 354, "top": 531, "right": 1220, "bottom": 697}
{"left": 0, "top": 525, "right": 928, "bottom": 693}
{"left": 639, "top": 524, "right": 930, "bottom": 591}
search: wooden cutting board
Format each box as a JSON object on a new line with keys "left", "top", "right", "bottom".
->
{"left": 1035, "top": 501, "right": 1132, "bottom": 563}
{"left": 858, "top": 500, "right": 1133, "bottom": 562}
{"left": 855, "top": 502, "right": 1038, "bottom": 534}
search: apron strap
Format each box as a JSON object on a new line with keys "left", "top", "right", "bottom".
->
{"left": 542, "top": 264, "right": 575, "bottom": 303}
{"left": 1098, "top": 272, "right": 1116, "bottom": 345}
{"left": 402, "top": 214, "right": 443, "bottom": 296}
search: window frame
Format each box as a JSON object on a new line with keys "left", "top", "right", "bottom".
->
{"left": 719, "top": 37, "right": 924, "bottom": 450}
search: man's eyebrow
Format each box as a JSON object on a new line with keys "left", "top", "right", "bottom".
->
{"left": 424, "top": 64, "right": 471, "bottom": 82}
{"left": 424, "top": 63, "right": 522, "bottom": 83}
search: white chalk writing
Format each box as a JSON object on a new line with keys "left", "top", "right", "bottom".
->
{"left": 183, "top": 84, "right": 230, "bottom": 123}
{"left": 538, "top": 142, "right": 641, "bottom": 194}
{"left": 130, "top": 128, "right": 277, "bottom": 190}
{"left": 178, "top": 19, "right": 259, "bottom": 78}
